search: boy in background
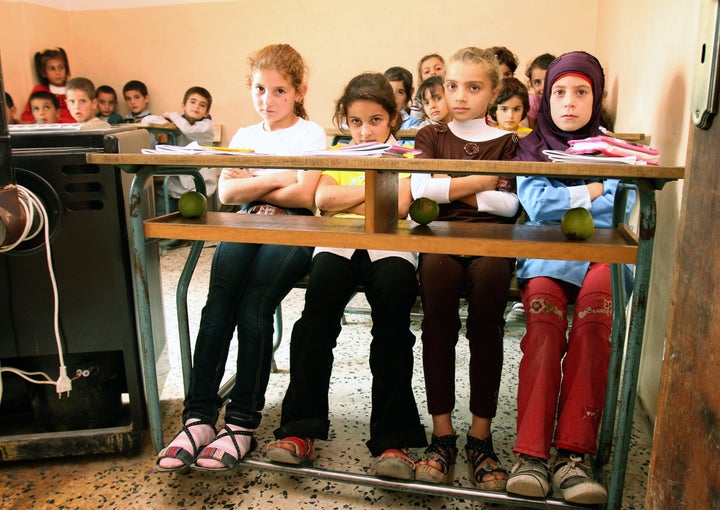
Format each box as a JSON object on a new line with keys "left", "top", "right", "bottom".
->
{"left": 122, "top": 80, "right": 152, "bottom": 122}
{"left": 5, "top": 92, "right": 18, "bottom": 124}
{"left": 66, "top": 77, "right": 107, "bottom": 124}
{"left": 95, "top": 85, "right": 123, "bottom": 124}
{"left": 29, "top": 90, "right": 60, "bottom": 124}
{"left": 146, "top": 86, "right": 217, "bottom": 220}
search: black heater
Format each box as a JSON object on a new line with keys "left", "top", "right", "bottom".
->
{"left": 0, "top": 123, "right": 164, "bottom": 460}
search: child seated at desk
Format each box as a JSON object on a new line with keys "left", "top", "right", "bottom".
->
{"left": 266, "top": 72, "right": 427, "bottom": 481}
{"left": 414, "top": 76, "right": 453, "bottom": 128}
{"left": 66, "top": 77, "right": 109, "bottom": 125}
{"left": 123, "top": 80, "right": 152, "bottom": 122}
{"left": 5, "top": 92, "right": 18, "bottom": 124}
{"left": 145, "top": 86, "right": 217, "bottom": 214}
{"left": 95, "top": 85, "right": 123, "bottom": 124}
{"left": 155, "top": 43, "right": 326, "bottom": 474}
{"left": 506, "top": 51, "right": 635, "bottom": 505}
{"left": 28, "top": 90, "right": 60, "bottom": 124}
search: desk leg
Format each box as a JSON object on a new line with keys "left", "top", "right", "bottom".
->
{"left": 598, "top": 183, "right": 636, "bottom": 468}
{"left": 606, "top": 181, "right": 657, "bottom": 510}
{"left": 173, "top": 170, "right": 207, "bottom": 397}
{"left": 127, "top": 167, "right": 164, "bottom": 452}
{"left": 176, "top": 241, "right": 204, "bottom": 396}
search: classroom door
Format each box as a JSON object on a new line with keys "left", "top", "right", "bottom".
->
{"left": 645, "top": 85, "right": 720, "bottom": 507}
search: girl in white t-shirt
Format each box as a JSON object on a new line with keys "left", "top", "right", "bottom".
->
{"left": 156, "top": 43, "right": 325, "bottom": 473}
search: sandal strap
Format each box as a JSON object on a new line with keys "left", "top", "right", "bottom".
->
{"left": 167, "top": 420, "right": 215, "bottom": 457}
{"left": 378, "top": 448, "right": 415, "bottom": 468}
{"left": 195, "top": 426, "right": 257, "bottom": 469}
{"left": 423, "top": 434, "right": 458, "bottom": 471}
{"left": 273, "top": 436, "right": 314, "bottom": 457}
{"left": 465, "top": 434, "right": 508, "bottom": 481}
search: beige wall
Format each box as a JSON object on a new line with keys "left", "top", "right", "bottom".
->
{"left": 595, "top": 0, "right": 697, "bottom": 421}
{"left": 1, "top": 0, "right": 597, "bottom": 143}
{"left": 1, "top": 0, "right": 698, "bottom": 424}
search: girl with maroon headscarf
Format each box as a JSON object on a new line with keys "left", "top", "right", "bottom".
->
{"left": 506, "top": 51, "right": 635, "bottom": 505}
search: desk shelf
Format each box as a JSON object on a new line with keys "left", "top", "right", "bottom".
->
{"left": 146, "top": 212, "right": 638, "bottom": 263}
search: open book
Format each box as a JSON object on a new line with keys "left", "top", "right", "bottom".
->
{"left": 302, "top": 142, "right": 422, "bottom": 157}
{"left": 543, "top": 150, "right": 648, "bottom": 165}
{"left": 141, "top": 141, "right": 260, "bottom": 155}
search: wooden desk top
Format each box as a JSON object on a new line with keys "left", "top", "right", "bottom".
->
{"left": 87, "top": 153, "right": 684, "bottom": 180}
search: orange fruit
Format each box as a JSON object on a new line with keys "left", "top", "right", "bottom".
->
{"left": 178, "top": 191, "right": 207, "bottom": 218}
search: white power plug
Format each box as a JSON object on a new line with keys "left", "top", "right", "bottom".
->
{"left": 56, "top": 365, "right": 72, "bottom": 398}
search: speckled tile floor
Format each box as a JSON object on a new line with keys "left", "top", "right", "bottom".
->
{"left": 1, "top": 243, "right": 652, "bottom": 509}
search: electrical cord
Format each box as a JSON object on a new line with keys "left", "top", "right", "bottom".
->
{"left": 0, "top": 184, "right": 71, "bottom": 405}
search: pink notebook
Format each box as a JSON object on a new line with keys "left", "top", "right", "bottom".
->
{"left": 567, "top": 135, "right": 659, "bottom": 162}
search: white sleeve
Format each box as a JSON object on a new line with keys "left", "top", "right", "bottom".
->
{"left": 410, "top": 173, "right": 451, "bottom": 202}
{"left": 568, "top": 184, "right": 593, "bottom": 209}
{"left": 167, "top": 113, "right": 214, "bottom": 146}
{"left": 475, "top": 191, "right": 519, "bottom": 217}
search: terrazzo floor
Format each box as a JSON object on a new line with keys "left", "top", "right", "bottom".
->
{"left": 1, "top": 243, "right": 653, "bottom": 509}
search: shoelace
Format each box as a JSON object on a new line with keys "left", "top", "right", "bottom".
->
{"left": 557, "top": 454, "right": 590, "bottom": 479}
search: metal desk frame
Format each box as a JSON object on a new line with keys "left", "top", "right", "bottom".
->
{"left": 89, "top": 153, "right": 683, "bottom": 510}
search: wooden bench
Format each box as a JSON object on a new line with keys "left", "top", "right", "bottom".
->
{"left": 87, "top": 152, "right": 683, "bottom": 510}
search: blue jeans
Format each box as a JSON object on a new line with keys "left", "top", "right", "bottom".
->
{"left": 274, "top": 251, "right": 427, "bottom": 456}
{"left": 183, "top": 241, "right": 312, "bottom": 429}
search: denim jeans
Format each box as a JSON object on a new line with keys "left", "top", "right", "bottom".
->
{"left": 274, "top": 250, "right": 427, "bottom": 456}
{"left": 183, "top": 241, "right": 312, "bottom": 429}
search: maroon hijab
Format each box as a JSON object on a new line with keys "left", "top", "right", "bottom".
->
{"left": 515, "top": 51, "right": 606, "bottom": 162}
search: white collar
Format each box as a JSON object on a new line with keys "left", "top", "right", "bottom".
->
{"left": 448, "top": 118, "right": 505, "bottom": 142}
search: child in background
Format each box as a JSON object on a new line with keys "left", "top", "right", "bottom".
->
{"left": 488, "top": 77, "right": 532, "bottom": 135}
{"left": 95, "top": 85, "right": 123, "bottom": 124}
{"left": 410, "top": 53, "right": 445, "bottom": 121}
{"left": 122, "top": 80, "right": 152, "bottom": 122}
{"left": 491, "top": 46, "right": 519, "bottom": 79}
{"left": 160, "top": 86, "right": 214, "bottom": 146}
{"left": 5, "top": 92, "right": 19, "bottom": 124}
{"left": 29, "top": 90, "right": 60, "bottom": 124}
{"left": 151, "top": 86, "right": 217, "bottom": 214}
{"left": 415, "top": 76, "right": 452, "bottom": 128}
{"left": 66, "top": 77, "right": 108, "bottom": 124}
{"left": 384, "top": 66, "right": 421, "bottom": 130}
{"left": 506, "top": 51, "right": 632, "bottom": 505}
{"left": 21, "top": 47, "right": 74, "bottom": 123}
{"left": 524, "top": 53, "right": 556, "bottom": 129}
{"left": 488, "top": 77, "right": 532, "bottom": 324}
{"left": 155, "top": 43, "right": 326, "bottom": 473}
{"left": 411, "top": 46, "right": 518, "bottom": 489}
{"left": 267, "top": 72, "right": 427, "bottom": 481}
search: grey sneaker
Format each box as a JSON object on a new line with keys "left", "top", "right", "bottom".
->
{"left": 506, "top": 454, "right": 550, "bottom": 498}
{"left": 552, "top": 453, "right": 608, "bottom": 504}
{"left": 505, "top": 302, "right": 526, "bottom": 324}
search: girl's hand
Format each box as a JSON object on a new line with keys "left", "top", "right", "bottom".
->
{"left": 221, "top": 167, "right": 253, "bottom": 180}
{"left": 587, "top": 181, "right": 604, "bottom": 200}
